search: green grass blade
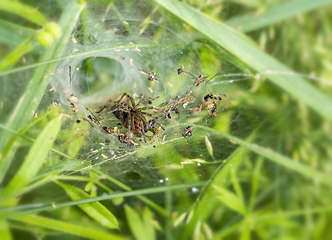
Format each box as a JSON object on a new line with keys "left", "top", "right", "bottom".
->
{"left": 0, "top": 1, "right": 84, "bottom": 159}
{"left": 195, "top": 125, "right": 332, "bottom": 187}
{"left": 125, "top": 205, "right": 150, "bottom": 240}
{"left": 92, "top": 168, "right": 169, "bottom": 217}
{"left": 0, "top": 19, "right": 35, "bottom": 48}
{"left": 221, "top": 131, "right": 332, "bottom": 187}
{"left": 56, "top": 181, "right": 119, "bottom": 229}
{"left": 154, "top": 0, "right": 332, "bottom": 121}
{"left": 0, "top": 113, "right": 49, "bottom": 183}
{"left": 0, "top": 35, "right": 35, "bottom": 71}
{"left": 180, "top": 143, "right": 249, "bottom": 239}
{"left": 213, "top": 185, "right": 246, "bottom": 215}
{"left": 0, "top": 219, "right": 12, "bottom": 240}
{"left": 11, "top": 215, "right": 126, "bottom": 240}
{"left": 0, "top": 1, "right": 48, "bottom": 27}
{"left": 1, "top": 182, "right": 206, "bottom": 218}
{"left": 0, "top": 43, "right": 177, "bottom": 77}
{"left": 226, "top": 0, "right": 332, "bottom": 32}
{"left": 1, "top": 117, "right": 61, "bottom": 202}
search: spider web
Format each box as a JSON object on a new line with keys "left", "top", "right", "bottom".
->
{"left": 41, "top": 0, "right": 330, "bottom": 201}
{"left": 2, "top": 0, "right": 330, "bottom": 221}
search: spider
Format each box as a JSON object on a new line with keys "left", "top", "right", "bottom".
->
{"left": 138, "top": 67, "right": 160, "bottom": 83}
{"left": 97, "top": 93, "right": 165, "bottom": 146}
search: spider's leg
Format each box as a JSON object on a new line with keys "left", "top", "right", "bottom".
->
{"left": 134, "top": 96, "right": 159, "bottom": 109}
{"left": 222, "top": 94, "right": 231, "bottom": 110}
{"left": 140, "top": 120, "right": 147, "bottom": 143}
{"left": 98, "top": 108, "right": 130, "bottom": 116}
{"left": 127, "top": 116, "right": 132, "bottom": 147}
{"left": 95, "top": 105, "right": 110, "bottom": 114}
{"left": 115, "top": 93, "right": 127, "bottom": 103}
{"left": 140, "top": 112, "right": 165, "bottom": 131}
{"left": 118, "top": 93, "right": 135, "bottom": 108}
{"left": 136, "top": 113, "right": 149, "bottom": 125}
{"left": 131, "top": 114, "right": 135, "bottom": 131}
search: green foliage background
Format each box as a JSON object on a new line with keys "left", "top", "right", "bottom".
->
{"left": 0, "top": 0, "right": 332, "bottom": 239}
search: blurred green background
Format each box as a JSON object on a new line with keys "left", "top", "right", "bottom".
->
{"left": 0, "top": 0, "right": 332, "bottom": 239}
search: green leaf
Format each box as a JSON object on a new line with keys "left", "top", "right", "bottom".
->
{"left": 220, "top": 131, "right": 332, "bottom": 187}
{"left": 0, "top": 1, "right": 84, "bottom": 166}
{"left": 213, "top": 185, "right": 246, "bottom": 215}
{"left": 0, "top": 219, "right": 12, "bottom": 240}
{"left": 0, "top": 19, "right": 35, "bottom": 48}
{"left": 226, "top": 0, "right": 332, "bottom": 33}
{"left": 0, "top": 35, "right": 35, "bottom": 71}
{"left": 179, "top": 143, "right": 249, "bottom": 239}
{"left": 124, "top": 205, "right": 155, "bottom": 240}
{"left": 154, "top": 0, "right": 332, "bottom": 121}
{"left": 11, "top": 215, "right": 125, "bottom": 240}
{"left": 0, "top": 1, "right": 48, "bottom": 27}
{"left": 1, "top": 116, "right": 61, "bottom": 202}
{"left": 56, "top": 181, "right": 119, "bottom": 229}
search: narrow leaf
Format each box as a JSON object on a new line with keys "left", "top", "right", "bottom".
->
{"left": 226, "top": 0, "right": 332, "bottom": 33}
{"left": 57, "top": 181, "right": 118, "bottom": 229}
{"left": 1, "top": 117, "right": 61, "bottom": 201}
{"left": 0, "top": 36, "right": 35, "bottom": 71}
{"left": 213, "top": 185, "right": 246, "bottom": 215}
{"left": 11, "top": 215, "right": 125, "bottom": 240}
{"left": 124, "top": 204, "right": 149, "bottom": 240}
{"left": 0, "top": 1, "right": 48, "bottom": 26}
{"left": 0, "top": 19, "right": 35, "bottom": 48}
{"left": 0, "top": 219, "right": 12, "bottom": 240}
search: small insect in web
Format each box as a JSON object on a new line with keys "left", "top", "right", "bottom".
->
{"left": 97, "top": 93, "right": 165, "bottom": 146}
{"left": 177, "top": 65, "right": 219, "bottom": 95}
{"left": 197, "top": 93, "right": 231, "bottom": 116}
{"left": 182, "top": 126, "right": 193, "bottom": 138}
{"left": 138, "top": 67, "right": 160, "bottom": 83}
{"left": 159, "top": 95, "right": 196, "bottom": 120}
{"left": 177, "top": 65, "right": 231, "bottom": 115}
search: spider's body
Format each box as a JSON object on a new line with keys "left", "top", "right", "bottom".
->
{"left": 98, "top": 93, "right": 164, "bottom": 146}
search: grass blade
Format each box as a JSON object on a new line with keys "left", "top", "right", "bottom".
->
{"left": 11, "top": 215, "right": 126, "bottom": 240}
{"left": 0, "top": 1, "right": 48, "bottom": 27}
{"left": 0, "top": 1, "right": 84, "bottom": 162}
{"left": 154, "top": 0, "right": 332, "bottom": 121}
{"left": 0, "top": 113, "right": 49, "bottom": 183}
{"left": 226, "top": 0, "right": 332, "bottom": 32}
{"left": 213, "top": 185, "right": 246, "bottom": 215}
{"left": 0, "top": 35, "right": 35, "bottom": 71}
{"left": 0, "top": 219, "right": 12, "bottom": 240}
{"left": 0, "top": 19, "right": 35, "bottom": 48}
{"left": 1, "top": 182, "right": 206, "bottom": 218}
{"left": 56, "top": 181, "right": 119, "bottom": 229}
{"left": 1, "top": 117, "right": 61, "bottom": 202}
{"left": 195, "top": 125, "right": 332, "bottom": 187}
{"left": 125, "top": 205, "right": 152, "bottom": 240}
